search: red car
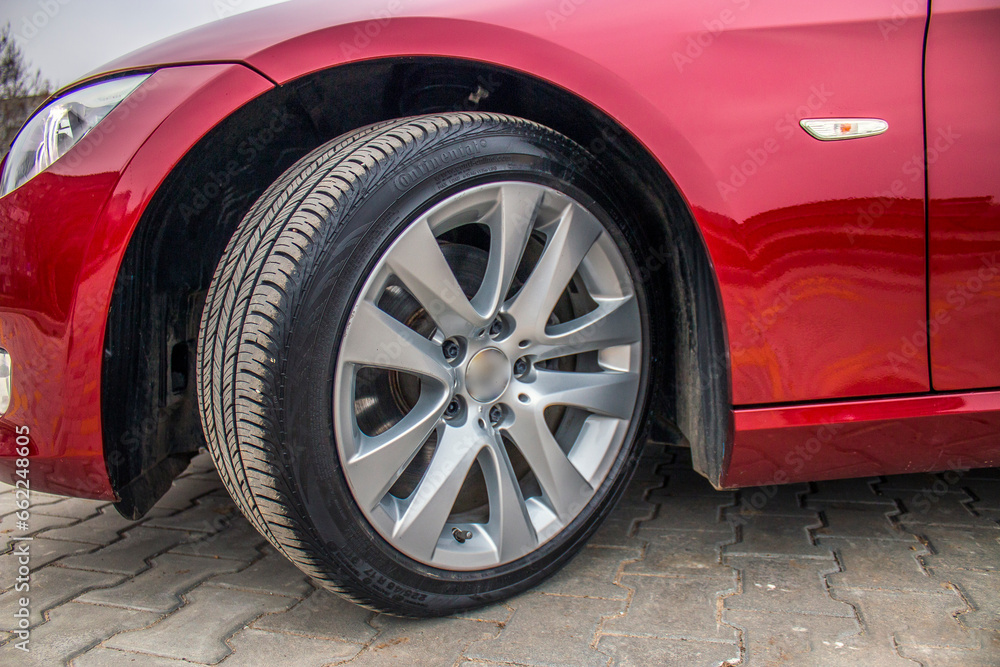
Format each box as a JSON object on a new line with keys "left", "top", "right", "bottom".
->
{"left": 1, "top": 0, "right": 997, "bottom": 616}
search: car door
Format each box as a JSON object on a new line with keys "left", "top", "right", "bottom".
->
{"left": 925, "top": 0, "right": 1000, "bottom": 390}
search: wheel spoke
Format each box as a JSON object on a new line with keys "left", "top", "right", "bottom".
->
{"left": 340, "top": 300, "right": 453, "bottom": 387}
{"left": 505, "top": 407, "right": 593, "bottom": 522}
{"left": 472, "top": 184, "right": 544, "bottom": 317}
{"left": 533, "top": 369, "right": 640, "bottom": 419}
{"left": 534, "top": 295, "right": 641, "bottom": 361}
{"left": 392, "top": 424, "right": 484, "bottom": 561}
{"left": 482, "top": 432, "right": 538, "bottom": 561}
{"left": 505, "top": 203, "right": 603, "bottom": 334}
{"left": 345, "top": 393, "right": 447, "bottom": 512}
{"left": 386, "top": 218, "right": 486, "bottom": 334}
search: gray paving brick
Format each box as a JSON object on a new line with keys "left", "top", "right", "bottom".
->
{"left": 822, "top": 536, "right": 940, "bottom": 592}
{"left": 252, "top": 588, "right": 377, "bottom": 643}
{"left": 219, "top": 628, "right": 361, "bottom": 666}
{"left": 0, "top": 536, "right": 94, "bottom": 570}
{"left": 77, "top": 553, "right": 243, "bottom": 612}
{"left": 467, "top": 592, "right": 623, "bottom": 667}
{"left": 898, "top": 629, "right": 1000, "bottom": 667}
{"left": 625, "top": 530, "right": 731, "bottom": 577}
{"left": 630, "top": 463, "right": 669, "bottom": 488}
{"left": 0, "top": 566, "right": 125, "bottom": 627}
{"left": 536, "top": 545, "right": 638, "bottom": 600}
{"left": 183, "top": 471, "right": 224, "bottom": 483}
{"left": 615, "top": 465, "right": 664, "bottom": 508}
{"left": 807, "top": 478, "right": 889, "bottom": 507}
{"left": 588, "top": 516, "right": 644, "bottom": 548}
{"left": 177, "top": 469, "right": 225, "bottom": 485}
{"left": 31, "top": 491, "right": 71, "bottom": 504}
{"left": 596, "top": 634, "right": 739, "bottom": 667}
{"left": 350, "top": 615, "right": 498, "bottom": 666}
{"left": 731, "top": 483, "right": 814, "bottom": 517}
{"left": 724, "top": 514, "right": 833, "bottom": 560}
{"left": 587, "top": 501, "right": 650, "bottom": 548}
{"left": 35, "top": 507, "right": 154, "bottom": 544}
{"left": 638, "top": 442, "right": 676, "bottom": 466}
{"left": 640, "top": 495, "right": 733, "bottom": 533}
{"left": 974, "top": 509, "right": 1000, "bottom": 529}
{"left": 176, "top": 452, "right": 217, "bottom": 477}
{"left": 31, "top": 498, "right": 108, "bottom": 520}
{"left": 150, "top": 477, "right": 225, "bottom": 511}
{"left": 59, "top": 527, "right": 192, "bottom": 575}
{"left": 0, "top": 601, "right": 157, "bottom": 666}
{"left": 722, "top": 609, "right": 906, "bottom": 667}
{"left": 814, "top": 505, "right": 910, "bottom": 541}
{"left": 143, "top": 492, "right": 238, "bottom": 534}
{"left": 725, "top": 557, "right": 853, "bottom": 617}
{"left": 876, "top": 472, "right": 958, "bottom": 494}
{"left": 896, "top": 493, "right": 996, "bottom": 529}
{"left": 654, "top": 467, "right": 728, "bottom": 498}
{"left": 836, "top": 588, "right": 977, "bottom": 651}
{"left": 1, "top": 512, "right": 80, "bottom": 550}
{"left": 727, "top": 610, "right": 864, "bottom": 665}
{"left": 624, "top": 462, "right": 666, "bottom": 497}
{"left": 603, "top": 574, "right": 737, "bottom": 642}
{"left": 932, "top": 569, "right": 1000, "bottom": 631}
{"left": 448, "top": 602, "right": 514, "bottom": 624}
{"left": 207, "top": 550, "right": 311, "bottom": 598}
{"left": 965, "top": 479, "right": 1000, "bottom": 512}
{"left": 169, "top": 516, "right": 266, "bottom": 562}
{"left": 71, "top": 647, "right": 193, "bottom": 667}
{"left": 919, "top": 526, "right": 1000, "bottom": 571}
{"left": 0, "top": 492, "right": 63, "bottom": 519}
{"left": 105, "top": 585, "right": 295, "bottom": 663}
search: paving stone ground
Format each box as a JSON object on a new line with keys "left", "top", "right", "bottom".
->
{"left": 1, "top": 445, "right": 997, "bottom": 666}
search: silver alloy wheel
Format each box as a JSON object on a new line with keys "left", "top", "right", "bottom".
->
{"left": 334, "top": 181, "right": 643, "bottom": 570}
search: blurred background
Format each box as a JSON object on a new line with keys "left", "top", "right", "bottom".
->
{"left": 0, "top": 0, "right": 289, "bottom": 156}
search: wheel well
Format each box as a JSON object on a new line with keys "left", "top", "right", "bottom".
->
{"left": 103, "top": 57, "right": 731, "bottom": 518}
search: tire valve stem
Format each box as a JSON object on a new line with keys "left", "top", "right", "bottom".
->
{"left": 452, "top": 528, "right": 473, "bottom": 543}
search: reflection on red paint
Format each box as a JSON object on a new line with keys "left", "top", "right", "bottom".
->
{"left": 0, "top": 0, "right": 996, "bottom": 500}
{"left": 725, "top": 391, "right": 1000, "bottom": 488}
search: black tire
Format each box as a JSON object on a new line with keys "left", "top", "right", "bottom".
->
{"left": 197, "top": 112, "right": 655, "bottom": 616}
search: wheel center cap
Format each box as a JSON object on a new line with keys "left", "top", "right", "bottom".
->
{"left": 465, "top": 348, "right": 511, "bottom": 404}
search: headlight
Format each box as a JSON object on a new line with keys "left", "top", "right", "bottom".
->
{"left": 1, "top": 74, "right": 150, "bottom": 196}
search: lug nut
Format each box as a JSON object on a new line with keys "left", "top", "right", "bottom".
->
{"left": 489, "top": 404, "right": 504, "bottom": 426}
{"left": 513, "top": 357, "right": 529, "bottom": 377}
{"left": 445, "top": 398, "right": 461, "bottom": 419}
{"left": 442, "top": 339, "right": 460, "bottom": 361}
{"left": 489, "top": 318, "right": 503, "bottom": 337}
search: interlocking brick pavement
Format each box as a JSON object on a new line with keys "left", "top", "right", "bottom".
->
{"left": 0, "top": 445, "right": 997, "bottom": 666}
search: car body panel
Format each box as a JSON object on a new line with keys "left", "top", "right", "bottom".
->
{"left": 0, "top": 64, "right": 273, "bottom": 498}
{"left": 725, "top": 390, "right": 1000, "bottom": 488}
{"left": 0, "top": 0, "right": 997, "bottom": 501}
{"left": 925, "top": 0, "right": 1000, "bottom": 390}
{"left": 96, "top": 0, "right": 933, "bottom": 405}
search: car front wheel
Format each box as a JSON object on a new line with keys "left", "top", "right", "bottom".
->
{"left": 197, "top": 112, "right": 653, "bottom": 616}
